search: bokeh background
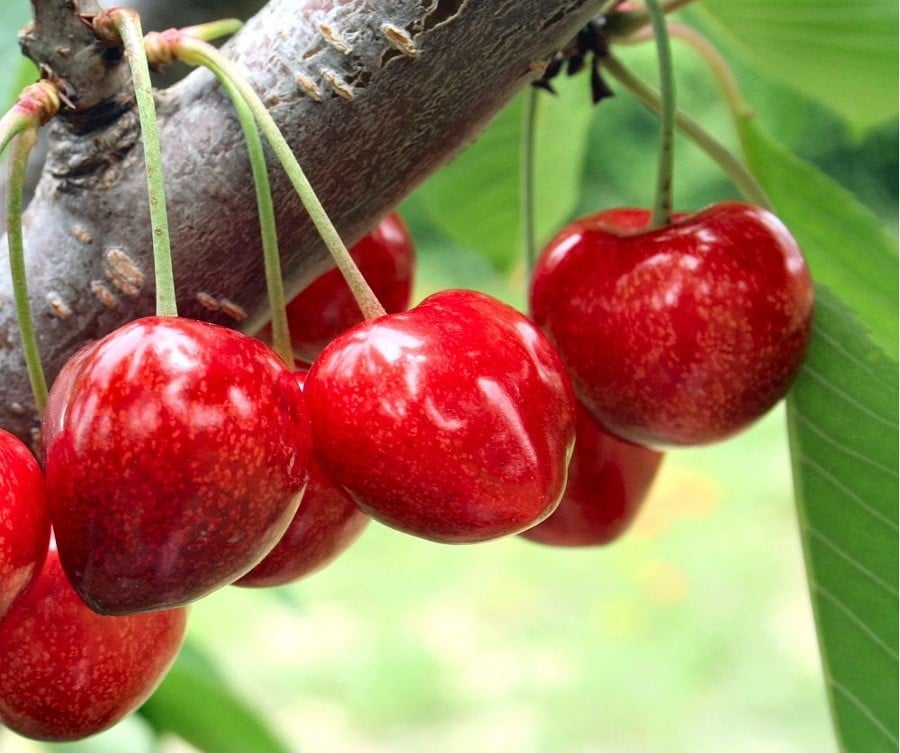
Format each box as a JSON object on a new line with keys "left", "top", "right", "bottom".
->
{"left": 0, "top": 2, "right": 896, "bottom": 752}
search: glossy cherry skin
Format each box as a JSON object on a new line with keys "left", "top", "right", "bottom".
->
{"left": 44, "top": 316, "right": 312, "bottom": 614}
{"left": 0, "top": 542, "right": 187, "bottom": 742}
{"left": 520, "top": 401, "right": 663, "bottom": 546}
{"left": 235, "top": 370, "right": 369, "bottom": 587}
{"left": 305, "top": 289, "right": 577, "bottom": 544}
{"left": 0, "top": 430, "right": 50, "bottom": 617}
{"left": 530, "top": 202, "right": 814, "bottom": 446}
{"left": 260, "top": 212, "right": 415, "bottom": 363}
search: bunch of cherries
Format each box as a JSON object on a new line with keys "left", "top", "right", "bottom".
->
{"left": 0, "top": 196, "right": 813, "bottom": 741}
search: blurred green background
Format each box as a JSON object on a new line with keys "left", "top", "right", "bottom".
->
{"left": 1, "top": 4, "right": 896, "bottom": 752}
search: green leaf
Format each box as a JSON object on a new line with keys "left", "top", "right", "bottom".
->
{"left": 138, "top": 641, "right": 294, "bottom": 753}
{"left": 696, "top": 0, "right": 898, "bottom": 131}
{"left": 413, "top": 74, "right": 595, "bottom": 272}
{"left": 787, "top": 287, "right": 898, "bottom": 753}
{"left": 0, "top": 2, "right": 37, "bottom": 113}
{"left": 737, "top": 114, "right": 898, "bottom": 356}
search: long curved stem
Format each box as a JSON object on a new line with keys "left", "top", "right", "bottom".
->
{"left": 644, "top": 0, "right": 676, "bottom": 228}
{"left": 7, "top": 128, "right": 47, "bottom": 412}
{"left": 520, "top": 87, "right": 540, "bottom": 278}
{"left": 173, "top": 36, "right": 387, "bottom": 321}
{"left": 216, "top": 72, "right": 293, "bottom": 364}
{"left": 601, "top": 55, "right": 771, "bottom": 209}
{"left": 103, "top": 9, "right": 178, "bottom": 316}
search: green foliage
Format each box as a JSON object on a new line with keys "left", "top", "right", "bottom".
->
{"left": 696, "top": 0, "right": 899, "bottom": 132}
{"left": 412, "top": 73, "right": 595, "bottom": 272}
{"left": 138, "top": 642, "right": 294, "bottom": 753}
{"left": 0, "top": 2, "right": 37, "bottom": 113}
{"left": 786, "top": 289, "right": 898, "bottom": 753}
{"left": 737, "top": 115, "right": 898, "bottom": 356}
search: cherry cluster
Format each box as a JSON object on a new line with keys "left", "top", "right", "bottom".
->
{"left": 0, "top": 199, "right": 813, "bottom": 742}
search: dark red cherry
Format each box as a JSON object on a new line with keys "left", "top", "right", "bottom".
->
{"left": 0, "top": 430, "right": 49, "bottom": 617}
{"left": 304, "top": 289, "right": 576, "bottom": 544}
{"left": 0, "top": 542, "right": 187, "bottom": 742}
{"left": 235, "top": 370, "right": 369, "bottom": 588}
{"left": 44, "top": 316, "right": 312, "bottom": 614}
{"left": 530, "top": 202, "right": 814, "bottom": 446}
{"left": 521, "top": 401, "right": 663, "bottom": 546}
{"left": 259, "top": 212, "right": 415, "bottom": 363}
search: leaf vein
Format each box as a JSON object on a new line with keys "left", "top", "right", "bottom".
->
{"left": 798, "top": 455, "right": 898, "bottom": 531}
{"left": 814, "top": 584, "right": 898, "bottom": 661}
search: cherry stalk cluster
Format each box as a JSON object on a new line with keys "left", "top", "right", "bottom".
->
{"left": 0, "top": 2, "right": 814, "bottom": 744}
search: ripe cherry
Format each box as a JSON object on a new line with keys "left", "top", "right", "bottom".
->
{"left": 530, "top": 202, "right": 814, "bottom": 446}
{"left": 43, "top": 316, "right": 312, "bottom": 614}
{"left": 235, "top": 370, "right": 369, "bottom": 588}
{"left": 0, "top": 541, "right": 187, "bottom": 742}
{"left": 259, "top": 212, "right": 415, "bottom": 363}
{"left": 304, "top": 289, "right": 577, "bottom": 544}
{"left": 520, "top": 400, "right": 663, "bottom": 546}
{"left": 0, "top": 430, "right": 49, "bottom": 617}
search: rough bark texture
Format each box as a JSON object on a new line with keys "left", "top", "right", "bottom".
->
{"left": 1, "top": 0, "right": 601, "bottom": 446}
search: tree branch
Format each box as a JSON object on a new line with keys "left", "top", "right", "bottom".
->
{"left": 0, "top": 0, "right": 601, "bottom": 446}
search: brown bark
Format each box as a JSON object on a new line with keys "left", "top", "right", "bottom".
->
{"left": 1, "top": 0, "right": 602, "bottom": 446}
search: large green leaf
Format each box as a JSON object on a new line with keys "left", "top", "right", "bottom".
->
{"left": 786, "top": 287, "right": 898, "bottom": 753}
{"left": 696, "top": 0, "right": 898, "bottom": 131}
{"left": 413, "top": 74, "right": 595, "bottom": 272}
{"left": 737, "top": 114, "right": 898, "bottom": 356}
{"left": 138, "top": 641, "right": 294, "bottom": 753}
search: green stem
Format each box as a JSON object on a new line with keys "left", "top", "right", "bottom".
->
{"left": 520, "top": 87, "right": 539, "bottom": 278}
{"left": 665, "top": 22, "right": 754, "bottom": 124}
{"left": 180, "top": 18, "right": 243, "bottom": 43}
{"left": 216, "top": 71, "right": 293, "bottom": 364}
{"left": 606, "top": 0, "right": 699, "bottom": 38}
{"left": 105, "top": 9, "right": 178, "bottom": 317}
{"left": 174, "top": 36, "right": 387, "bottom": 320}
{"left": 644, "top": 0, "right": 676, "bottom": 229}
{"left": 602, "top": 55, "right": 771, "bottom": 209}
{"left": 0, "top": 81, "right": 61, "bottom": 157}
{"left": 6, "top": 128, "right": 48, "bottom": 412}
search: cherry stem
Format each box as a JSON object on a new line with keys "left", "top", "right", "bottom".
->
{"left": 664, "top": 23, "right": 756, "bottom": 128}
{"left": 520, "top": 87, "right": 539, "bottom": 278}
{"left": 606, "top": 0, "right": 698, "bottom": 38}
{"left": 0, "top": 81, "right": 61, "bottom": 156}
{"left": 601, "top": 55, "right": 771, "bottom": 210}
{"left": 179, "top": 18, "right": 243, "bottom": 42}
{"left": 215, "top": 66, "right": 293, "bottom": 364}
{"left": 6, "top": 127, "right": 48, "bottom": 412}
{"left": 643, "top": 0, "right": 676, "bottom": 229}
{"left": 96, "top": 9, "right": 177, "bottom": 317}
{"left": 171, "top": 36, "right": 387, "bottom": 321}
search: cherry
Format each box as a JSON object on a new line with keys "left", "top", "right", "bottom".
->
{"left": 43, "top": 316, "right": 312, "bottom": 614}
{"left": 259, "top": 212, "right": 415, "bottom": 363}
{"left": 0, "top": 430, "right": 50, "bottom": 617}
{"left": 0, "top": 541, "right": 187, "bottom": 742}
{"left": 520, "top": 400, "right": 663, "bottom": 546}
{"left": 304, "top": 289, "right": 577, "bottom": 544}
{"left": 530, "top": 201, "right": 814, "bottom": 446}
{"left": 235, "top": 370, "right": 369, "bottom": 588}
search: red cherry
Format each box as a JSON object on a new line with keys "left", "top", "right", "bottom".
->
{"left": 44, "top": 316, "right": 312, "bottom": 614}
{"left": 520, "top": 401, "right": 663, "bottom": 546}
{"left": 304, "top": 289, "right": 576, "bottom": 544}
{"left": 0, "top": 430, "right": 49, "bottom": 617}
{"left": 530, "top": 202, "right": 814, "bottom": 446}
{"left": 0, "top": 542, "right": 187, "bottom": 742}
{"left": 40, "top": 340, "right": 97, "bottom": 461}
{"left": 259, "top": 212, "right": 415, "bottom": 363}
{"left": 235, "top": 370, "right": 369, "bottom": 588}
